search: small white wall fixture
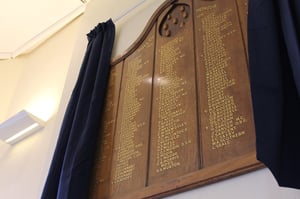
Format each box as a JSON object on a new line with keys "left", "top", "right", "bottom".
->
{"left": 0, "top": 110, "right": 45, "bottom": 145}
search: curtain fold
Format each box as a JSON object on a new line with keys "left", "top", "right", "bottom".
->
{"left": 41, "top": 19, "right": 115, "bottom": 199}
{"left": 248, "top": 0, "right": 300, "bottom": 189}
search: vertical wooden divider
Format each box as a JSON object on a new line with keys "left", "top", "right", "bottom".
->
{"left": 235, "top": 0, "right": 249, "bottom": 55}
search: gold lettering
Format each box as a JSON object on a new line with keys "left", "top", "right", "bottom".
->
{"left": 198, "top": 5, "right": 247, "bottom": 149}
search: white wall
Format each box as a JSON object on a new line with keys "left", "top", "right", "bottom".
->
{"left": 165, "top": 169, "right": 300, "bottom": 199}
{"left": 0, "top": 16, "right": 83, "bottom": 199}
{"left": 0, "top": 58, "right": 24, "bottom": 122}
{"left": 0, "top": 0, "right": 299, "bottom": 199}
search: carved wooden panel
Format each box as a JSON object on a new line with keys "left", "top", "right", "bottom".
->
{"left": 148, "top": 2, "right": 199, "bottom": 185}
{"left": 110, "top": 25, "right": 155, "bottom": 197}
{"left": 90, "top": 0, "right": 263, "bottom": 198}
{"left": 194, "top": 0, "right": 255, "bottom": 167}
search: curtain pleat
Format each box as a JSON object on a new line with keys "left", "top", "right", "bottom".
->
{"left": 248, "top": 0, "right": 300, "bottom": 189}
{"left": 41, "top": 19, "right": 115, "bottom": 198}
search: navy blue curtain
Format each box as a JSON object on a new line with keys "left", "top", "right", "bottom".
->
{"left": 248, "top": 0, "right": 300, "bottom": 189}
{"left": 41, "top": 19, "right": 115, "bottom": 198}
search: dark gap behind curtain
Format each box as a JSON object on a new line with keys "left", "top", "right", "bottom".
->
{"left": 41, "top": 19, "right": 115, "bottom": 199}
{"left": 248, "top": 0, "right": 300, "bottom": 189}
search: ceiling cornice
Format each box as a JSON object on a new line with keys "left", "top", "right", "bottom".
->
{"left": 0, "top": 4, "right": 87, "bottom": 60}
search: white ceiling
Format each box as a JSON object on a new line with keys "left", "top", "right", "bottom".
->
{"left": 0, "top": 0, "right": 87, "bottom": 59}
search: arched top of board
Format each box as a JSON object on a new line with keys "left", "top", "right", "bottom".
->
{"left": 111, "top": 0, "right": 193, "bottom": 65}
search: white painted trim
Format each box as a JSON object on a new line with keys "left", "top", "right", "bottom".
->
{"left": 0, "top": 4, "right": 86, "bottom": 60}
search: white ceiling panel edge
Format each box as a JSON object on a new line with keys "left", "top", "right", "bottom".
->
{"left": 0, "top": 4, "right": 87, "bottom": 60}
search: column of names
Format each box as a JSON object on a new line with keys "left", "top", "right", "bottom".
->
{"left": 197, "top": 4, "right": 247, "bottom": 150}
{"left": 156, "top": 37, "right": 190, "bottom": 173}
{"left": 112, "top": 56, "right": 147, "bottom": 184}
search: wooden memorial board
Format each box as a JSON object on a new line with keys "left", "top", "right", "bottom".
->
{"left": 90, "top": 0, "right": 263, "bottom": 198}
